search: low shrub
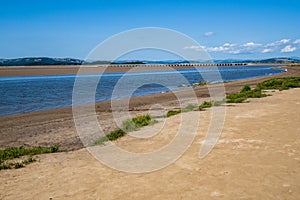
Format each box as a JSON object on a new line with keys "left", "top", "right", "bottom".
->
{"left": 94, "top": 129, "right": 126, "bottom": 145}
{"left": 0, "top": 146, "right": 57, "bottom": 170}
{"left": 166, "top": 104, "right": 198, "bottom": 117}
{"left": 257, "top": 77, "right": 300, "bottom": 91}
{"left": 199, "top": 101, "right": 213, "bottom": 110}
{"left": 240, "top": 85, "right": 251, "bottom": 93}
{"left": 122, "top": 114, "right": 155, "bottom": 132}
{"left": 0, "top": 146, "right": 59, "bottom": 163}
{"left": 166, "top": 110, "right": 182, "bottom": 117}
{"left": 226, "top": 86, "right": 267, "bottom": 103}
{"left": 94, "top": 114, "right": 157, "bottom": 145}
{"left": 197, "top": 81, "right": 208, "bottom": 86}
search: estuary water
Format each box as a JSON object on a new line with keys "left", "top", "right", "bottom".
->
{"left": 0, "top": 66, "right": 284, "bottom": 116}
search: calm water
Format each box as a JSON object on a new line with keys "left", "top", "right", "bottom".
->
{"left": 0, "top": 66, "right": 284, "bottom": 116}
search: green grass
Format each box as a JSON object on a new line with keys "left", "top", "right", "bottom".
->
{"left": 257, "top": 77, "right": 300, "bottom": 91}
{"left": 166, "top": 110, "right": 182, "bottom": 117}
{"left": 0, "top": 146, "right": 58, "bottom": 170}
{"left": 198, "top": 100, "right": 226, "bottom": 110}
{"left": 227, "top": 77, "right": 300, "bottom": 103}
{"left": 0, "top": 146, "right": 59, "bottom": 162}
{"left": 166, "top": 104, "right": 198, "bottom": 117}
{"left": 226, "top": 86, "right": 267, "bottom": 103}
{"left": 94, "top": 114, "right": 157, "bottom": 145}
{"left": 122, "top": 114, "right": 156, "bottom": 132}
{"left": 0, "top": 157, "right": 36, "bottom": 170}
{"left": 94, "top": 129, "right": 126, "bottom": 145}
{"left": 199, "top": 101, "right": 213, "bottom": 110}
{"left": 240, "top": 85, "right": 251, "bottom": 93}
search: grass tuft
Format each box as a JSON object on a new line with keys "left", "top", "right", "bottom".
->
{"left": 257, "top": 77, "right": 300, "bottom": 91}
{"left": 94, "top": 114, "right": 157, "bottom": 145}
{"left": 0, "top": 146, "right": 58, "bottom": 170}
{"left": 227, "top": 77, "right": 300, "bottom": 103}
{"left": 166, "top": 104, "right": 198, "bottom": 117}
{"left": 94, "top": 129, "right": 126, "bottom": 145}
{"left": 199, "top": 101, "right": 213, "bottom": 110}
{"left": 122, "top": 114, "right": 156, "bottom": 132}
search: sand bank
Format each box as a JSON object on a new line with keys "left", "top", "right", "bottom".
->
{"left": 0, "top": 88, "right": 299, "bottom": 199}
{"left": 0, "top": 64, "right": 282, "bottom": 76}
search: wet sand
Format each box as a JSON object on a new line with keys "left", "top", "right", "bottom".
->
{"left": 0, "top": 88, "right": 299, "bottom": 199}
{"left": 0, "top": 64, "right": 242, "bottom": 76}
{"left": 0, "top": 64, "right": 282, "bottom": 76}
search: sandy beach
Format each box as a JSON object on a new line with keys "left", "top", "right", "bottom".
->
{"left": 0, "top": 64, "right": 246, "bottom": 76}
{"left": 1, "top": 0, "right": 300, "bottom": 198}
{"left": 0, "top": 65, "right": 300, "bottom": 199}
{"left": 1, "top": 86, "right": 300, "bottom": 199}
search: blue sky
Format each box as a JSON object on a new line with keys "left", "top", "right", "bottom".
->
{"left": 0, "top": 0, "right": 299, "bottom": 60}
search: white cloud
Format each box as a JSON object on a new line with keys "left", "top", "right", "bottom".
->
{"left": 206, "top": 46, "right": 229, "bottom": 52}
{"left": 266, "top": 39, "right": 291, "bottom": 47}
{"left": 262, "top": 48, "right": 273, "bottom": 53}
{"left": 184, "top": 38, "right": 299, "bottom": 55}
{"left": 243, "top": 42, "right": 262, "bottom": 47}
{"left": 223, "top": 43, "right": 236, "bottom": 47}
{"left": 204, "top": 32, "right": 214, "bottom": 37}
{"left": 294, "top": 39, "right": 300, "bottom": 45}
{"left": 281, "top": 45, "right": 297, "bottom": 53}
{"left": 183, "top": 45, "right": 205, "bottom": 51}
{"left": 280, "top": 39, "right": 290, "bottom": 44}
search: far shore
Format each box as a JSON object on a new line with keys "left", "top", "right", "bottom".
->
{"left": 0, "top": 63, "right": 283, "bottom": 76}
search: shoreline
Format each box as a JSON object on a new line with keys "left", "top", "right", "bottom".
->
{"left": 0, "top": 65, "right": 299, "bottom": 151}
{"left": 0, "top": 64, "right": 282, "bottom": 76}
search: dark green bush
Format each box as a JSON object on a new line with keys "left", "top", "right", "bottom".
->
{"left": 0, "top": 146, "right": 57, "bottom": 170}
{"left": 122, "top": 114, "right": 154, "bottom": 132}
{"left": 13, "top": 162, "right": 24, "bottom": 169}
{"left": 240, "top": 85, "right": 251, "bottom": 93}
{"left": 198, "top": 81, "right": 208, "bottom": 86}
{"left": 94, "top": 129, "right": 127, "bottom": 145}
{"left": 132, "top": 114, "right": 152, "bottom": 127}
{"left": 226, "top": 85, "right": 267, "bottom": 103}
{"left": 199, "top": 101, "right": 213, "bottom": 110}
{"left": 166, "top": 110, "right": 182, "bottom": 117}
{"left": 0, "top": 146, "right": 59, "bottom": 163}
{"left": 257, "top": 77, "right": 300, "bottom": 91}
{"left": 107, "top": 129, "right": 126, "bottom": 140}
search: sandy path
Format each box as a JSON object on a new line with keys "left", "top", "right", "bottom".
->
{"left": 1, "top": 88, "right": 299, "bottom": 199}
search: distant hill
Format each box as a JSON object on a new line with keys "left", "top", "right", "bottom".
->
{"left": 0, "top": 57, "right": 299, "bottom": 66}
{"left": 252, "top": 57, "right": 300, "bottom": 64}
{"left": 0, "top": 57, "right": 83, "bottom": 66}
